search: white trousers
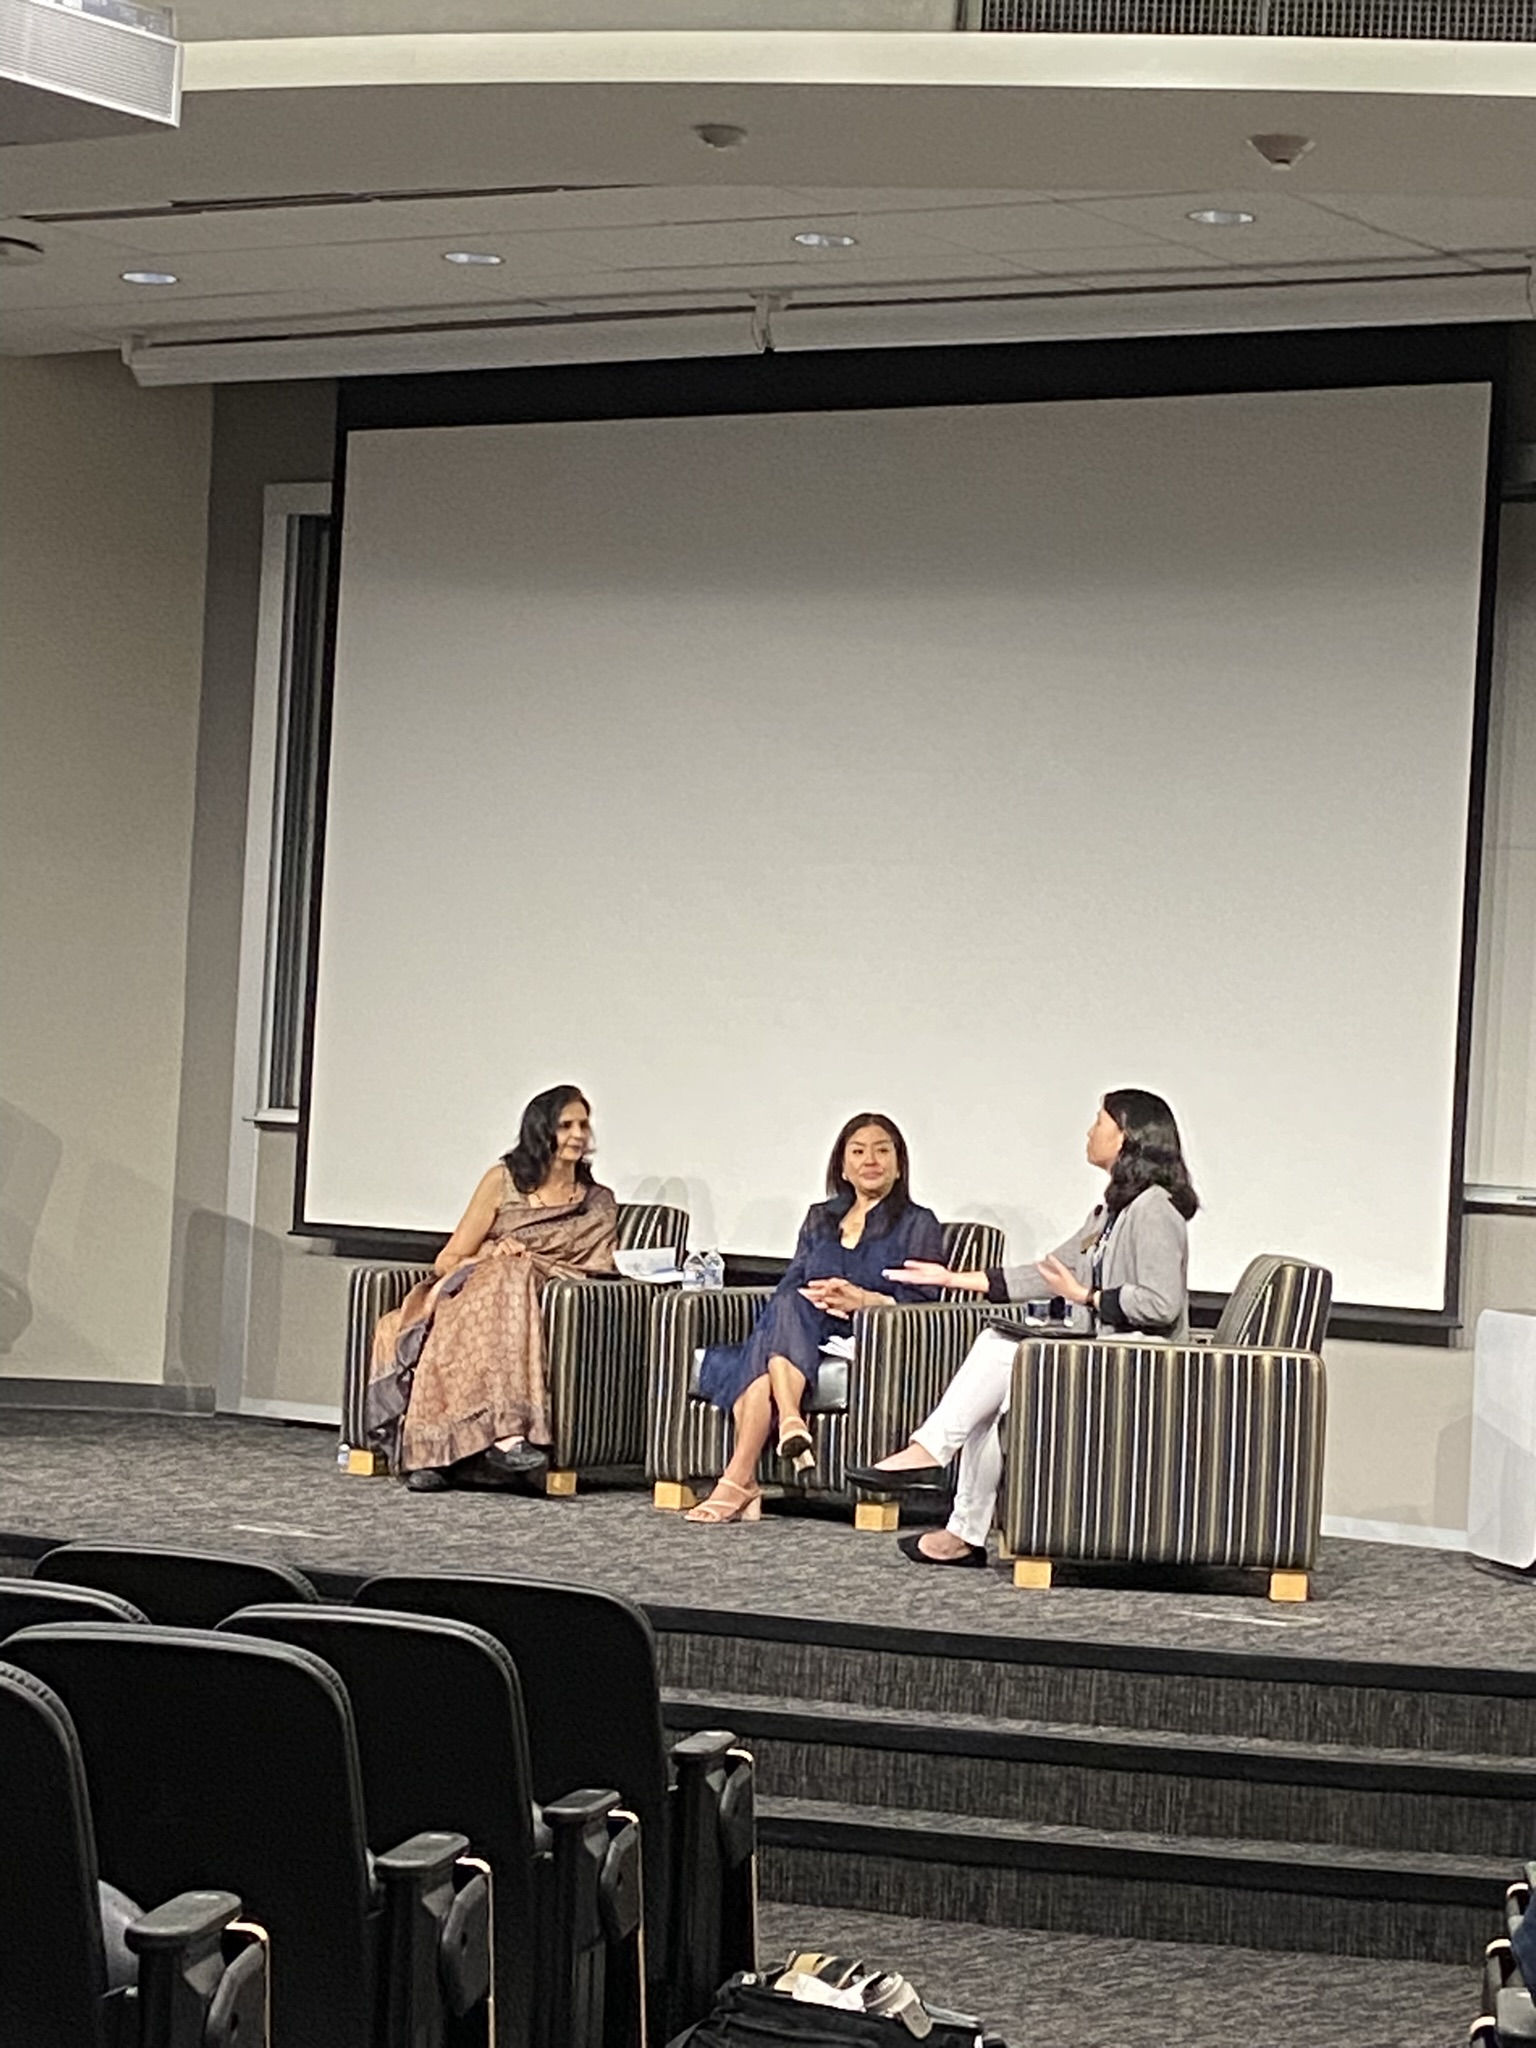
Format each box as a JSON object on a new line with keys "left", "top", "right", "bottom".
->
{"left": 911, "top": 1326, "right": 1017, "bottom": 1549}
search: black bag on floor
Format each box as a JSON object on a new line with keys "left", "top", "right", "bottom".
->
{"left": 667, "top": 1961, "right": 1007, "bottom": 2048}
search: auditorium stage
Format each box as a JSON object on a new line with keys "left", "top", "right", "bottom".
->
{"left": 0, "top": 1408, "right": 1519, "bottom": 2045}
{"left": 0, "top": 1407, "right": 1524, "bottom": 1674}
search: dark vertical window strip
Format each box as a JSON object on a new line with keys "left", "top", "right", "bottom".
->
{"left": 263, "top": 512, "right": 331, "bottom": 1112}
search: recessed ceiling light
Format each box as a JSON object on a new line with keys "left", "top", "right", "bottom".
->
{"left": 121, "top": 269, "right": 178, "bottom": 285}
{"left": 793, "top": 230, "right": 858, "bottom": 250}
{"left": 1186, "top": 209, "right": 1255, "bottom": 228}
{"left": 442, "top": 250, "right": 503, "bottom": 266}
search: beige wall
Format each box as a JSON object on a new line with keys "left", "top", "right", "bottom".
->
{"left": 0, "top": 355, "right": 211, "bottom": 1383}
{"left": 158, "top": 378, "right": 336, "bottom": 1400}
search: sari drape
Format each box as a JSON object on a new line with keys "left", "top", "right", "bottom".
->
{"left": 370, "top": 1170, "right": 617, "bottom": 1472}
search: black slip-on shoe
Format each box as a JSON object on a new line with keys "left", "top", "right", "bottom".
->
{"left": 844, "top": 1460, "right": 950, "bottom": 1493}
{"left": 404, "top": 1468, "right": 451, "bottom": 1493}
{"left": 897, "top": 1533, "right": 988, "bottom": 1568}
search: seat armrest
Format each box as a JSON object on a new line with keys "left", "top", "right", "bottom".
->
{"left": 540, "top": 1788, "right": 639, "bottom": 2048}
{"left": 127, "top": 1889, "right": 267, "bottom": 2048}
{"left": 126, "top": 1890, "right": 244, "bottom": 1954}
{"left": 543, "top": 1275, "right": 673, "bottom": 1471}
{"left": 374, "top": 1831, "right": 477, "bottom": 2048}
{"left": 841, "top": 1298, "right": 1026, "bottom": 1480}
{"left": 665, "top": 1729, "right": 757, "bottom": 2038}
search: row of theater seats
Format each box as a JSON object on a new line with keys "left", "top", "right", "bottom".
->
{"left": 1476, "top": 1869, "right": 1536, "bottom": 2044}
{"left": 0, "top": 1543, "right": 756, "bottom": 2048}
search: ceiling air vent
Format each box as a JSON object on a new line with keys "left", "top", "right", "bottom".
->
{"left": 0, "top": 0, "right": 180, "bottom": 145}
{"left": 961, "top": 0, "right": 1532, "bottom": 35}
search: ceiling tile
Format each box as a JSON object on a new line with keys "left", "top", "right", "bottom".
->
{"left": 1255, "top": 254, "right": 1485, "bottom": 282}
{"left": 892, "top": 202, "right": 1176, "bottom": 255}
{"left": 1306, "top": 194, "right": 1536, "bottom": 254}
{"left": 1072, "top": 190, "right": 1439, "bottom": 262}
{"left": 1020, "top": 242, "right": 1233, "bottom": 277}
{"left": 30, "top": 184, "right": 819, "bottom": 254}
{"left": 522, "top": 209, "right": 1012, "bottom": 274}
{"left": 786, "top": 187, "right": 1048, "bottom": 213}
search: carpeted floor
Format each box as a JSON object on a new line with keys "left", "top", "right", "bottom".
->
{"left": 0, "top": 1408, "right": 1528, "bottom": 1670}
{"left": 754, "top": 1902, "right": 1478, "bottom": 2048}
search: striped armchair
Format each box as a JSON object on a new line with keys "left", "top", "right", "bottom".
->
{"left": 647, "top": 1220, "right": 1004, "bottom": 1524}
{"left": 1001, "top": 1253, "right": 1332, "bottom": 1601}
{"left": 341, "top": 1201, "right": 689, "bottom": 1489}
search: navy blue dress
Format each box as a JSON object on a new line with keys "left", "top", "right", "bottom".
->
{"left": 697, "top": 1197, "right": 946, "bottom": 1412}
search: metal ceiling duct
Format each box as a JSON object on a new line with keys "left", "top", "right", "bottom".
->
{"left": 0, "top": 0, "right": 180, "bottom": 146}
{"left": 960, "top": 0, "right": 1533, "bottom": 34}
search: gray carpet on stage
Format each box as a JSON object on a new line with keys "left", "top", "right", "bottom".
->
{"left": 0, "top": 1407, "right": 1526, "bottom": 1668}
{"left": 754, "top": 1903, "right": 1477, "bottom": 2048}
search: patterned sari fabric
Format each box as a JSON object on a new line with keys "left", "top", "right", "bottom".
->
{"left": 370, "top": 1171, "right": 617, "bottom": 1471}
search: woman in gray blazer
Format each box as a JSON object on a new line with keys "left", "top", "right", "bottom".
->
{"left": 845, "top": 1088, "right": 1199, "bottom": 1567}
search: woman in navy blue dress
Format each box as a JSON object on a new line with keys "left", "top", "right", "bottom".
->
{"left": 685, "top": 1112, "right": 945, "bottom": 1525}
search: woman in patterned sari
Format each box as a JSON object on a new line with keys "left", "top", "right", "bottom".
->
{"left": 372, "top": 1085, "right": 617, "bottom": 1492}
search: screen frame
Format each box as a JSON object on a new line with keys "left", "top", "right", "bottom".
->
{"left": 297, "top": 321, "right": 1512, "bottom": 1345}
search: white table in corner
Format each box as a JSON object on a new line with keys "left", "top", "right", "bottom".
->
{"left": 1468, "top": 1308, "right": 1536, "bottom": 1569}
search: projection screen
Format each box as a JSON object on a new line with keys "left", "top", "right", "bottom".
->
{"left": 305, "top": 379, "right": 1492, "bottom": 1312}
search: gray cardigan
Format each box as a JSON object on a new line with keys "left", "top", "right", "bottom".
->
{"left": 987, "top": 1184, "right": 1190, "bottom": 1340}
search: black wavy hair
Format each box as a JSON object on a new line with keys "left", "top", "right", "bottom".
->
{"left": 1101, "top": 1088, "right": 1199, "bottom": 1220}
{"left": 502, "top": 1085, "right": 594, "bottom": 1195}
{"left": 816, "top": 1111, "right": 913, "bottom": 1239}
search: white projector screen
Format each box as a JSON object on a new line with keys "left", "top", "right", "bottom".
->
{"left": 307, "top": 380, "right": 1491, "bottom": 1312}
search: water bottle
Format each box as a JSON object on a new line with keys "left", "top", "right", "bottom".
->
{"left": 336, "top": 1441, "right": 352, "bottom": 1471}
{"left": 681, "top": 1251, "right": 708, "bottom": 1291}
{"left": 701, "top": 1248, "right": 725, "bottom": 1290}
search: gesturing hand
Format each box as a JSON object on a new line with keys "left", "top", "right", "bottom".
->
{"left": 1036, "top": 1253, "right": 1089, "bottom": 1305}
{"left": 881, "top": 1260, "right": 953, "bottom": 1290}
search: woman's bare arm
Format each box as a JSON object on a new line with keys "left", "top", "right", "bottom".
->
{"left": 433, "top": 1165, "right": 506, "bottom": 1277}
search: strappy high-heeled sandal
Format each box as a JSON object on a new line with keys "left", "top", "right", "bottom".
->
{"left": 683, "top": 1478, "right": 764, "bottom": 1525}
{"left": 776, "top": 1422, "right": 815, "bottom": 1473}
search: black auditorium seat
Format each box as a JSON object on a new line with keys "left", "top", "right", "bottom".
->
{"left": 355, "top": 1572, "right": 755, "bottom": 2042}
{"left": 0, "top": 1658, "right": 266, "bottom": 2048}
{"left": 4, "top": 1624, "right": 488, "bottom": 2048}
{"left": 225, "top": 1602, "right": 644, "bottom": 2048}
{"left": 0, "top": 1577, "right": 147, "bottom": 1634}
{"left": 33, "top": 1542, "right": 318, "bottom": 1627}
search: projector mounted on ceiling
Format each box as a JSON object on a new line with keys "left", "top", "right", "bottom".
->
{"left": 0, "top": 0, "right": 180, "bottom": 146}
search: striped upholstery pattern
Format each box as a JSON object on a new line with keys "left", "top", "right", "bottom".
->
{"left": 645, "top": 1221, "right": 1007, "bottom": 1498}
{"left": 647, "top": 1285, "right": 774, "bottom": 1488}
{"left": 1211, "top": 1254, "right": 1333, "bottom": 1352}
{"left": 340, "top": 1201, "right": 688, "bottom": 1468}
{"left": 1002, "top": 1339, "right": 1328, "bottom": 1570}
{"left": 343, "top": 1264, "right": 435, "bottom": 1448}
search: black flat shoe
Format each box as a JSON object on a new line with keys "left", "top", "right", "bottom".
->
{"left": 476, "top": 1442, "right": 549, "bottom": 1482}
{"left": 405, "top": 1468, "right": 450, "bottom": 1493}
{"left": 844, "top": 1460, "right": 950, "bottom": 1493}
{"left": 898, "top": 1533, "right": 988, "bottom": 1569}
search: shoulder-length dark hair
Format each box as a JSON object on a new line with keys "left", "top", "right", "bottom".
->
{"left": 816, "top": 1111, "right": 913, "bottom": 1240}
{"left": 502, "top": 1085, "right": 594, "bottom": 1194}
{"left": 1102, "top": 1088, "right": 1199, "bottom": 1221}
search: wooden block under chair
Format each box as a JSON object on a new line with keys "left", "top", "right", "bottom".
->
{"left": 345, "top": 1447, "right": 386, "bottom": 1477}
{"left": 652, "top": 1481, "right": 697, "bottom": 1511}
{"left": 1012, "top": 1558, "right": 1054, "bottom": 1590}
{"left": 543, "top": 1469, "right": 578, "bottom": 1497}
{"left": 853, "top": 1501, "right": 900, "bottom": 1533}
{"left": 1268, "top": 1570, "right": 1309, "bottom": 1603}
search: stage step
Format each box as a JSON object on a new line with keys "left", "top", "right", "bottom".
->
{"left": 755, "top": 1795, "right": 1509, "bottom": 1964}
{"left": 666, "top": 1689, "right": 1536, "bottom": 1858}
{"left": 654, "top": 1613, "right": 1536, "bottom": 1756}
